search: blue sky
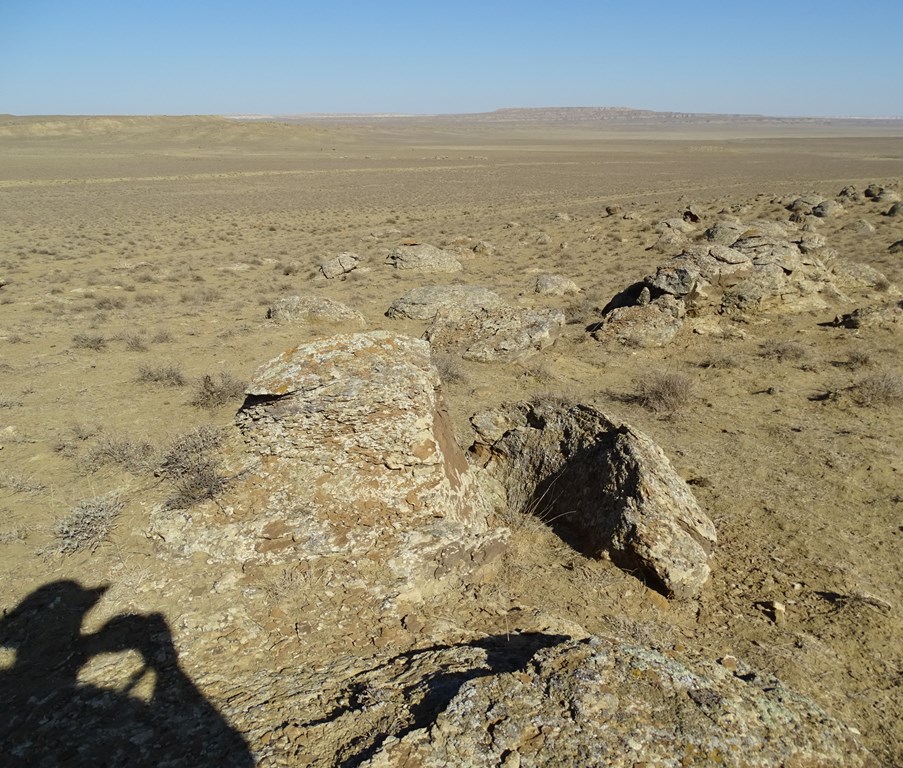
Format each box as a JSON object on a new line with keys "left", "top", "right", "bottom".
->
{"left": 1, "top": 0, "right": 900, "bottom": 117}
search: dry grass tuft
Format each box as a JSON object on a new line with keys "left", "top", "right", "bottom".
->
{"left": 190, "top": 372, "right": 246, "bottom": 409}
{"left": 72, "top": 333, "right": 106, "bottom": 351}
{"left": 632, "top": 371, "right": 695, "bottom": 414}
{"left": 83, "top": 435, "right": 156, "bottom": 473}
{"left": 432, "top": 352, "right": 467, "bottom": 385}
{"left": 136, "top": 363, "right": 187, "bottom": 387}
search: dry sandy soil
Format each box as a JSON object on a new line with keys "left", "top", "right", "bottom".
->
{"left": 0, "top": 111, "right": 902, "bottom": 764}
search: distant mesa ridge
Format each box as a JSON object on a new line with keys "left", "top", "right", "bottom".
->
{"left": 231, "top": 106, "right": 903, "bottom": 124}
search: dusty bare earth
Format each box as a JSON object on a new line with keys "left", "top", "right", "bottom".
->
{"left": 0, "top": 111, "right": 902, "bottom": 765}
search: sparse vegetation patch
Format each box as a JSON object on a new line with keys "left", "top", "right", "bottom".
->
{"left": 50, "top": 496, "right": 124, "bottom": 555}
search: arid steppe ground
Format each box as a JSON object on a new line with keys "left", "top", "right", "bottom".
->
{"left": 0, "top": 113, "right": 902, "bottom": 764}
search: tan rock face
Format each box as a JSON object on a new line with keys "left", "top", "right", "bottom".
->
{"left": 471, "top": 399, "right": 716, "bottom": 599}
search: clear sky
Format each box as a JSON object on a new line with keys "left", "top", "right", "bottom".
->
{"left": 1, "top": 0, "right": 901, "bottom": 117}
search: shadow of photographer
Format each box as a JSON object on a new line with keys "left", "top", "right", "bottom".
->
{"left": 0, "top": 580, "right": 253, "bottom": 767}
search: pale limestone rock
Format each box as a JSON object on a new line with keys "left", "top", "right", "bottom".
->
{"left": 704, "top": 218, "right": 746, "bottom": 246}
{"left": 151, "top": 332, "right": 505, "bottom": 612}
{"left": 591, "top": 294, "right": 685, "bottom": 348}
{"left": 813, "top": 199, "right": 845, "bottom": 218}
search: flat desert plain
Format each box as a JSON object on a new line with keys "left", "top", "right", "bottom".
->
{"left": 0, "top": 111, "right": 902, "bottom": 765}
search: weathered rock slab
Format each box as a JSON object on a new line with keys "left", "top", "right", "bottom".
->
{"left": 266, "top": 295, "right": 365, "bottom": 324}
{"left": 427, "top": 306, "right": 565, "bottom": 362}
{"left": 591, "top": 293, "right": 685, "bottom": 347}
{"left": 363, "top": 636, "right": 878, "bottom": 768}
{"left": 386, "top": 244, "right": 462, "bottom": 273}
{"left": 151, "top": 332, "right": 504, "bottom": 610}
{"left": 534, "top": 273, "right": 580, "bottom": 296}
{"left": 386, "top": 285, "right": 503, "bottom": 321}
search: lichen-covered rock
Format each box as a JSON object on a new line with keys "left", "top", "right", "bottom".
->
{"left": 266, "top": 295, "right": 365, "bottom": 324}
{"left": 386, "top": 285, "right": 503, "bottom": 321}
{"left": 386, "top": 244, "right": 462, "bottom": 273}
{"left": 787, "top": 194, "right": 827, "bottom": 214}
{"left": 470, "top": 398, "right": 716, "bottom": 599}
{"left": 151, "top": 332, "right": 505, "bottom": 611}
{"left": 426, "top": 305, "right": 565, "bottom": 362}
{"left": 320, "top": 251, "right": 360, "bottom": 279}
{"left": 362, "top": 636, "right": 878, "bottom": 768}
{"left": 591, "top": 293, "right": 685, "bottom": 348}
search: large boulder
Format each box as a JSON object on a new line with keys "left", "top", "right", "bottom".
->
{"left": 150, "top": 332, "right": 505, "bottom": 611}
{"left": 386, "top": 244, "right": 462, "bottom": 273}
{"left": 426, "top": 305, "right": 565, "bottom": 362}
{"left": 591, "top": 293, "right": 685, "bottom": 348}
{"left": 386, "top": 285, "right": 503, "bottom": 321}
{"left": 534, "top": 273, "right": 580, "bottom": 296}
{"left": 470, "top": 398, "right": 716, "bottom": 599}
{"left": 813, "top": 199, "right": 845, "bottom": 218}
{"left": 362, "top": 636, "right": 878, "bottom": 768}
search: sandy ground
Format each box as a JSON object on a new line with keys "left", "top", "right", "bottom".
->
{"left": 0, "top": 114, "right": 901, "bottom": 764}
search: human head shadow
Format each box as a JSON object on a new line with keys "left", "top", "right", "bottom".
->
{"left": 0, "top": 580, "right": 253, "bottom": 767}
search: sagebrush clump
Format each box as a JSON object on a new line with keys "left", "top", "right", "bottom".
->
{"left": 52, "top": 496, "right": 124, "bottom": 554}
{"left": 632, "top": 371, "right": 695, "bottom": 414}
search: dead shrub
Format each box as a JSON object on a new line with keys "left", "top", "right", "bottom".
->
{"left": 632, "top": 371, "right": 695, "bottom": 414}
{"left": 845, "top": 349, "right": 873, "bottom": 369}
{"left": 83, "top": 435, "right": 156, "bottom": 473}
{"left": 759, "top": 339, "right": 808, "bottom": 362}
{"left": 158, "top": 426, "right": 226, "bottom": 507}
{"left": 697, "top": 352, "right": 737, "bottom": 369}
{"left": 854, "top": 371, "right": 903, "bottom": 406}
{"left": 432, "top": 353, "right": 467, "bottom": 384}
{"left": 190, "top": 372, "right": 246, "bottom": 409}
{"left": 72, "top": 333, "right": 106, "bottom": 351}
{"left": 122, "top": 332, "right": 148, "bottom": 352}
